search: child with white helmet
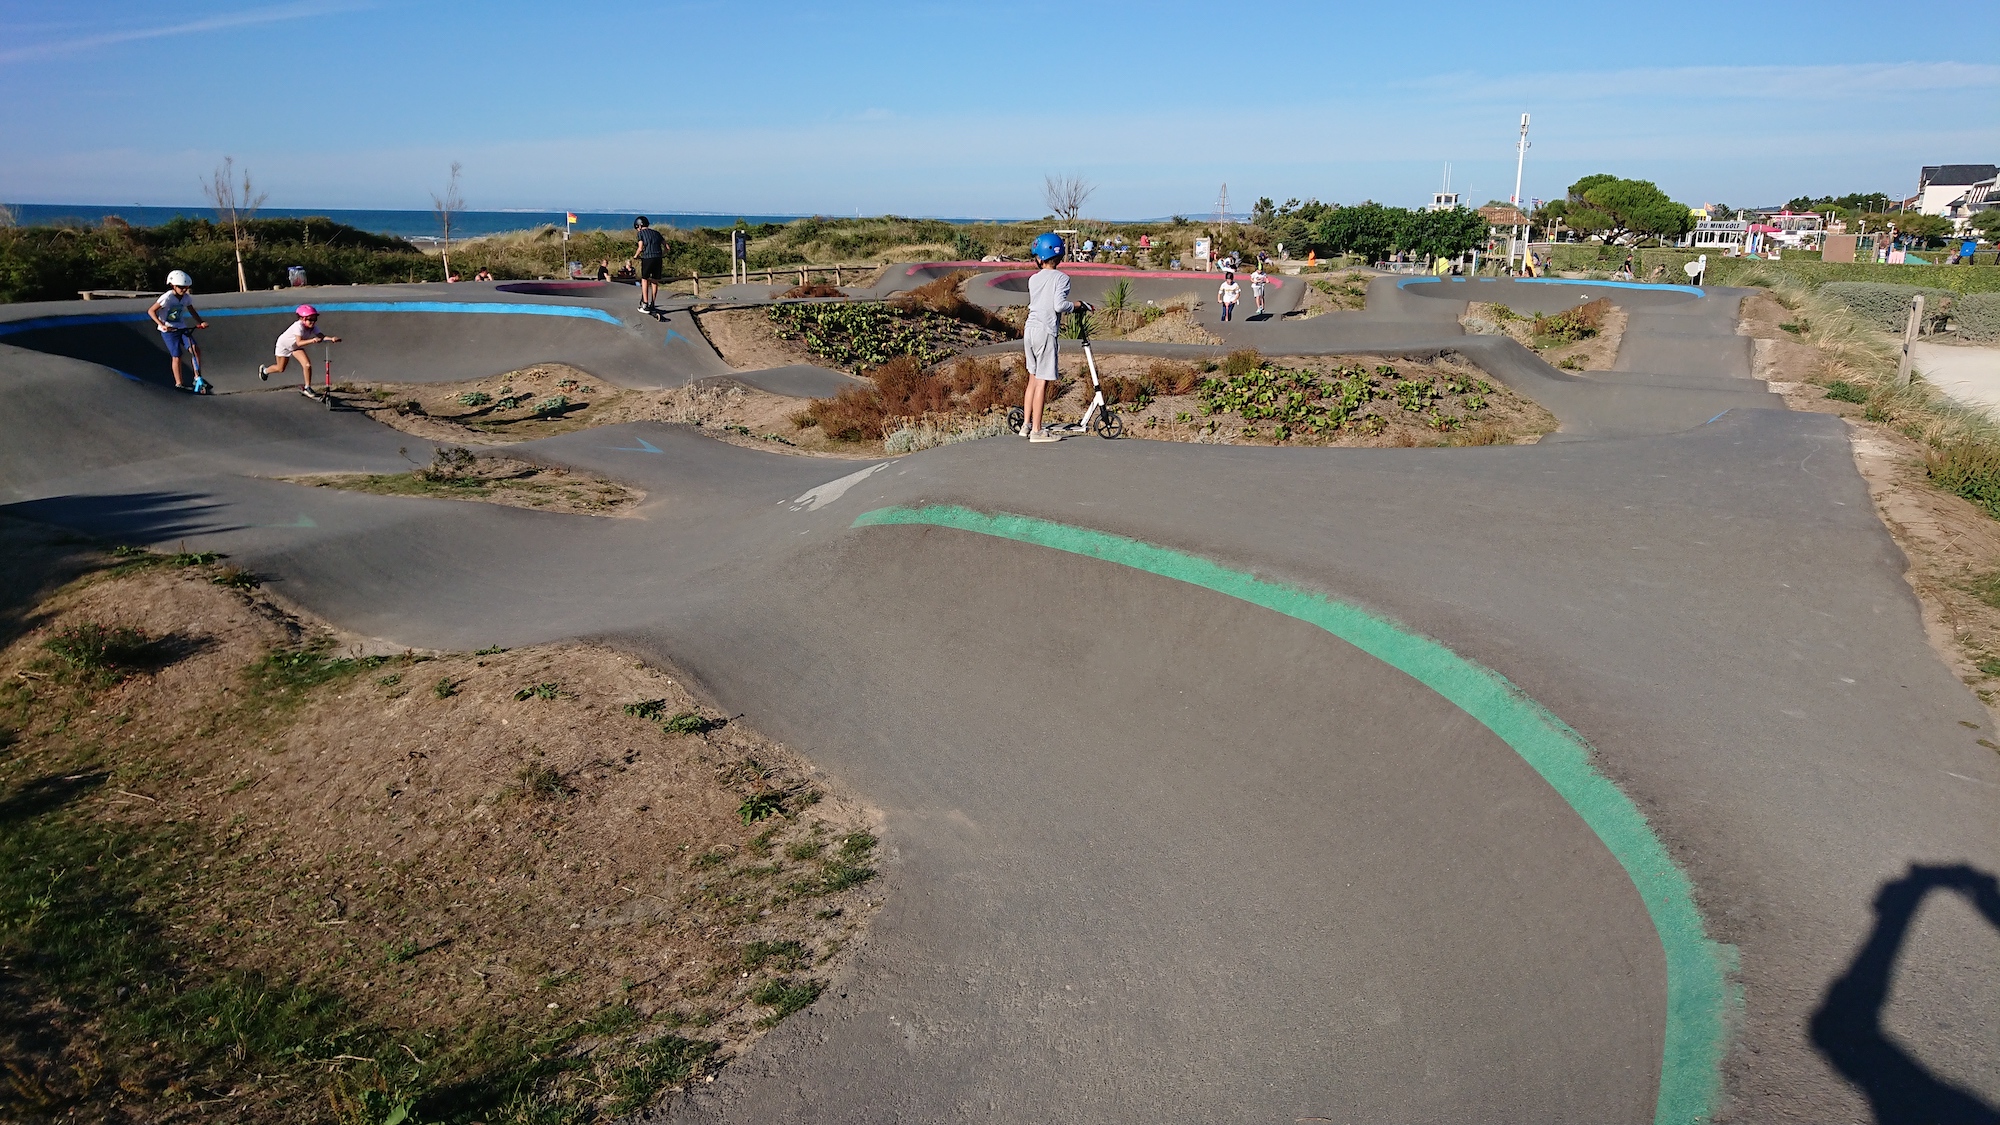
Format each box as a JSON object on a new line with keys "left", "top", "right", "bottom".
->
{"left": 259, "top": 305, "right": 341, "bottom": 394}
{"left": 1022, "top": 232, "right": 1091, "bottom": 443}
{"left": 146, "top": 270, "right": 208, "bottom": 391}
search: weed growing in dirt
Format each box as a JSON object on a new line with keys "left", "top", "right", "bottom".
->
{"left": 750, "top": 979, "right": 823, "bottom": 1027}
{"left": 474, "top": 645, "right": 506, "bottom": 655}
{"left": 609, "top": 1035, "right": 719, "bottom": 1114}
{"left": 210, "top": 564, "right": 260, "bottom": 589}
{"left": 243, "top": 639, "right": 382, "bottom": 707}
{"left": 513, "top": 682, "right": 562, "bottom": 701}
{"left": 416, "top": 445, "right": 477, "bottom": 481}
{"left": 517, "top": 763, "right": 570, "bottom": 799}
{"left": 107, "top": 545, "right": 222, "bottom": 578}
{"left": 432, "top": 677, "right": 459, "bottom": 698}
{"left": 1825, "top": 381, "right": 1869, "bottom": 403}
{"left": 740, "top": 940, "right": 807, "bottom": 972}
{"left": 664, "top": 711, "right": 714, "bottom": 735}
{"left": 43, "top": 622, "right": 155, "bottom": 681}
{"left": 624, "top": 698, "right": 668, "bottom": 720}
{"left": 1968, "top": 571, "right": 2000, "bottom": 610}
{"left": 456, "top": 391, "right": 492, "bottom": 407}
{"left": 737, "top": 792, "right": 786, "bottom": 824}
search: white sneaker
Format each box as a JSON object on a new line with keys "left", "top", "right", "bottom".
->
{"left": 1029, "top": 428, "right": 1062, "bottom": 443}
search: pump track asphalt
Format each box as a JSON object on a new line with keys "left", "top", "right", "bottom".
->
{"left": 2, "top": 268, "right": 1996, "bottom": 1125}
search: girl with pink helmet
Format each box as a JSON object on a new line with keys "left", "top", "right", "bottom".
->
{"left": 258, "top": 304, "right": 341, "bottom": 394}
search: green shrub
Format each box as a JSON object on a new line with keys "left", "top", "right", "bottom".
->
{"left": 1819, "top": 282, "right": 1955, "bottom": 333}
{"left": 1954, "top": 292, "right": 2000, "bottom": 343}
{"left": 44, "top": 622, "right": 154, "bottom": 676}
{"left": 1824, "top": 381, "right": 1868, "bottom": 403}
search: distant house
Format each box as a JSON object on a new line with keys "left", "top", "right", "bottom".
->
{"left": 1917, "top": 164, "right": 1998, "bottom": 226}
{"left": 1684, "top": 220, "right": 1749, "bottom": 251}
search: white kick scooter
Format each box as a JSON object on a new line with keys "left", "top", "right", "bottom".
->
{"left": 1007, "top": 307, "right": 1123, "bottom": 439}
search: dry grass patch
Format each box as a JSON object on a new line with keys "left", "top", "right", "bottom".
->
{"left": 289, "top": 445, "right": 643, "bottom": 516}
{"left": 0, "top": 530, "right": 886, "bottom": 1123}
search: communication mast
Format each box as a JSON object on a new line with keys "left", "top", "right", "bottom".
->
{"left": 1215, "top": 183, "right": 1229, "bottom": 226}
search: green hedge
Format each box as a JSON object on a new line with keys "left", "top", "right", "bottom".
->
{"left": 0, "top": 217, "right": 439, "bottom": 302}
{"left": 1955, "top": 293, "right": 2000, "bottom": 343}
{"left": 1819, "top": 282, "right": 1957, "bottom": 332}
{"left": 1706, "top": 258, "right": 2000, "bottom": 294}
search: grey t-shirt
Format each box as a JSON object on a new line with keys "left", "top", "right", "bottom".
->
{"left": 636, "top": 228, "right": 666, "bottom": 258}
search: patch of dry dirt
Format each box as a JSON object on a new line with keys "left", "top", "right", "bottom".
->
{"left": 1285, "top": 271, "right": 1374, "bottom": 318}
{"left": 286, "top": 453, "right": 645, "bottom": 516}
{"left": 0, "top": 535, "right": 887, "bottom": 1120}
{"left": 352, "top": 366, "right": 878, "bottom": 461}
{"left": 1122, "top": 298, "right": 1222, "bottom": 345}
{"left": 692, "top": 308, "right": 823, "bottom": 370}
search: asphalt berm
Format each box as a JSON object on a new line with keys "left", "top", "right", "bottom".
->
{"left": 1, "top": 271, "right": 1995, "bottom": 1124}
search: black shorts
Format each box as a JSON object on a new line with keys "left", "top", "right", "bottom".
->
{"left": 637, "top": 256, "right": 663, "bottom": 281}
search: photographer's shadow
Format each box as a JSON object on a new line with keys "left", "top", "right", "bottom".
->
{"left": 1810, "top": 863, "right": 2000, "bottom": 1124}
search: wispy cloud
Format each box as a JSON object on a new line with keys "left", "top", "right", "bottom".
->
{"left": 0, "top": 2, "right": 359, "bottom": 65}
{"left": 1408, "top": 60, "right": 2000, "bottom": 102}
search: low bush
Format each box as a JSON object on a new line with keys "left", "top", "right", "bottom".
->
{"left": 1819, "top": 282, "right": 1955, "bottom": 333}
{"left": 778, "top": 283, "right": 844, "bottom": 298}
{"left": 793, "top": 354, "right": 1027, "bottom": 444}
{"left": 43, "top": 622, "right": 155, "bottom": 678}
{"left": 766, "top": 301, "right": 1003, "bottom": 371}
{"left": 1953, "top": 292, "right": 2000, "bottom": 343}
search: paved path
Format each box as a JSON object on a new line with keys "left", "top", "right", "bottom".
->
{"left": 1, "top": 273, "right": 1996, "bottom": 1124}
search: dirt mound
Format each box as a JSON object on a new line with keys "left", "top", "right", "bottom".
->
{"left": 0, "top": 531, "right": 886, "bottom": 1122}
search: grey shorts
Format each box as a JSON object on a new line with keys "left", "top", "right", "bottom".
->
{"left": 1024, "top": 330, "right": 1058, "bottom": 381}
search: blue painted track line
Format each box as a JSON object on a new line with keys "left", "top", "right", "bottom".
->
{"left": 1398, "top": 276, "right": 1705, "bottom": 296}
{"left": 0, "top": 300, "right": 625, "bottom": 338}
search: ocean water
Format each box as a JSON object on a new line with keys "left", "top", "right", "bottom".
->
{"left": 6, "top": 205, "right": 821, "bottom": 240}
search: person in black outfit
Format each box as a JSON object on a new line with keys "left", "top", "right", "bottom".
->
{"left": 631, "top": 216, "right": 667, "bottom": 312}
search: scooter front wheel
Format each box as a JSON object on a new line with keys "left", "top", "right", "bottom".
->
{"left": 1005, "top": 406, "right": 1024, "bottom": 435}
{"left": 1094, "top": 408, "right": 1123, "bottom": 439}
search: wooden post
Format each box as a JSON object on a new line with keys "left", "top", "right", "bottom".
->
{"left": 1897, "top": 295, "right": 1925, "bottom": 386}
{"left": 692, "top": 271, "right": 700, "bottom": 298}
{"left": 835, "top": 266, "right": 842, "bottom": 285}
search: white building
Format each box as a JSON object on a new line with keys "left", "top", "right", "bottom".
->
{"left": 1917, "top": 165, "right": 1997, "bottom": 227}
{"left": 1685, "top": 220, "right": 1749, "bottom": 250}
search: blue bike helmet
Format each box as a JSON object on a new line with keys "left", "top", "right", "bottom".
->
{"left": 1030, "top": 232, "right": 1066, "bottom": 262}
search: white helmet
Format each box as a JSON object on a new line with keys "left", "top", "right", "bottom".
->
{"left": 166, "top": 269, "right": 193, "bottom": 288}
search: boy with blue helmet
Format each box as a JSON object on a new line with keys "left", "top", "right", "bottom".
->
{"left": 1022, "top": 233, "right": 1090, "bottom": 442}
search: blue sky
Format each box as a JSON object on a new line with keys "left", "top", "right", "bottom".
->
{"left": 3, "top": 0, "right": 1996, "bottom": 218}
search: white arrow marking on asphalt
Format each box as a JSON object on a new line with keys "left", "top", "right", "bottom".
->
{"left": 789, "top": 462, "right": 889, "bottom": 512}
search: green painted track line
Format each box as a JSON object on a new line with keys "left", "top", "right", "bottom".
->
{"left": 853, "top": 504, "right": 1738, "bottom": 1125}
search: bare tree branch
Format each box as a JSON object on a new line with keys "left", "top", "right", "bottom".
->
{"left": 1042, "top": 174, "right": 1095, "bottom": 224}
{"left": 202, "top": 156, "right": 266, "bottom": 292}
{"left": 432, "top": 161, "right": 465, "bottom": 279}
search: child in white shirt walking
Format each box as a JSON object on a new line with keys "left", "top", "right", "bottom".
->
{"left": 1217, "top": 271, "right": 1241, "bottom": 322}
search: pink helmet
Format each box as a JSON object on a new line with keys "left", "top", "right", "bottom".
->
{"left": 295, "top": 304, "right": 319, "bottom": 318}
